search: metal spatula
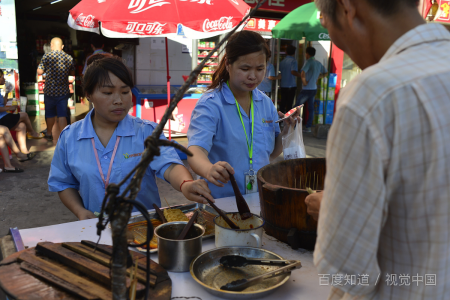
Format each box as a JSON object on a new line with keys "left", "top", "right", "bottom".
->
{"left": 227, "top": 171, "right": 252, "bottom": 220}
{"left": 220, "top": 260, "right": 302, "bottom": 291}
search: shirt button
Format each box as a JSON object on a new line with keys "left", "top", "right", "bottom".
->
{"left": 104, "top": 156, "right": 108, "bottom": 159}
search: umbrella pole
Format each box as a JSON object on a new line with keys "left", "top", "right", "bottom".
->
{"left": 274, "top": 38, "right": 281, "bottom": 110}
{"left": 165, "top": 37, "right": 171, "bottom": 140}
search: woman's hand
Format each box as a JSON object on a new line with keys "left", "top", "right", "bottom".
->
{"left": 278, "top": 107, "right": 301, "bottom": 136}
{"left": 206, "top": 161, "right": 234, "bottom": 187}
{"left": 181, "top": 179, "right": 215, "bottom": 204}
{"left": 77, "top": 209, "right": 97, "bottom": 220}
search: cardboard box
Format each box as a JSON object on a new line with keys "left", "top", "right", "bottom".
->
{"left": 325, "top": 114, "right": 334, "bottom": 125}
{"left": 314, "top": 100, "right": 324, "bottom": 114}
{"left": 325, "top": 101, "right": 335, "bottom": 115}
{"left": 313, "top": 114, "right": 324, "bottom": 125}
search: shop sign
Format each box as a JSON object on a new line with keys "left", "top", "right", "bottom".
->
{"left": 245, "top": 18, "right": 280, "bottom": 32}
{"left": 435, "top": 0, "right": 450, "bottom": 23}
{"left": 244, "top": 0, "right": 312, "bottom": 13}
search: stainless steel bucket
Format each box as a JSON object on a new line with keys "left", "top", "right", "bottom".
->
{"left": 155, "top": 221, "right": 205, "bottom": 272}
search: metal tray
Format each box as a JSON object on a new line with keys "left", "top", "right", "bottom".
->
{"left": 126, "top": 203, "right": 222, "bottom": 253}
{"left": 190, "top": 247, "right": 292, "bottom": 299}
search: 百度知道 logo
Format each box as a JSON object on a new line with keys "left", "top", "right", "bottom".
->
{"left": 126, "top": 22, "right": 166, "bottom": 35}
{"left": 129, "top": 0, "right": 171, "bottom": 14}
{"left": 203, "top": 16, "right": 233, "bottom": 32}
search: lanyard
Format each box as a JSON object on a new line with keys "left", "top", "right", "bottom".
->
{"left": 91, "top": 136, "right": 121, "bottom": 190}
{"left": 227, "top": 82, "right": 254, "bottom": 167}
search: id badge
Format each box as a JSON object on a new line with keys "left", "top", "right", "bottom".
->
{"left": 244, "top": 169, "right": 258, "bottom": 194}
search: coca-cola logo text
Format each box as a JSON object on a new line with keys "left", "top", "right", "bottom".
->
{"left": 126, "top": 22, "right": 166, "bottom": 35}
{"left": 128, "top": 0, "right": 170, "bottom": 14}
{"left": 75, "top": 13, "right": 97, "bottom": 28}
{"left": 319, "top": 33, "right": 330, "bottom": 40}
{"left": 203, "top": 16, "right": 233, "bottom": 32}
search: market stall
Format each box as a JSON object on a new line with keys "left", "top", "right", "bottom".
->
{"left": 10, "top": 193, "right": 331, "bottom": 300}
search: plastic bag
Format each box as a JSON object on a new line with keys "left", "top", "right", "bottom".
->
{"left": 282, "top": 122, "right": 306, "bottom": 160}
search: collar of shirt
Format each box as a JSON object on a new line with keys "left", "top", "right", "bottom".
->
{"left": 77, "top": 109, "right": 136, "bottom": 143}
{"left": 220, "top": 82, "right": 264, "bottom": 105}
{"left": 381, "top": 23, "right": 450, "bottom": 62}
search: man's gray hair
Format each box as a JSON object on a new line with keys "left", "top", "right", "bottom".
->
{"left": 315, "top": 0, "right": 418, "bottom": 20}
{"left": 315, "top": 0, "right": 336, "bottom": 19}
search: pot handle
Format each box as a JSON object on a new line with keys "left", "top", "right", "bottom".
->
{"left": 251, "top": 233, "right": 262, "bottom": 248}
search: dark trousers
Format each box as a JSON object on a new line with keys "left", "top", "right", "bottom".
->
{"left": 280, "top": 87, "right": 296, "bottom": 113}
{"left": 295, "top": 89, "right": 317, "bottom": 128}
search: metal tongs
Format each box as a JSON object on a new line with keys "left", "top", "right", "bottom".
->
{"left": 220, "top": 259, "right": 302, "bottom": 291}
{"left": 220, "top": 255, "right": 291, "bottom": 268}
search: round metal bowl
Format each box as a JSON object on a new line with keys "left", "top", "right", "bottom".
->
{"left": 190, "top": 247, "right": 291, "bottom": 299}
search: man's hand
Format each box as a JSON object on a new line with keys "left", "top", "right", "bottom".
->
{"left": 305, "top": 191, "right": 323, "bottom": 221}
{"left": 77, "top": 209, "right": 97, "bottom": 220}
{"left": 7, "top": 105, "right": 18, "bottom": 111}
{"left": 206, "top": 161, "right": 234, "bottom": 187}
{"left": 181, "top": 179, "right": 214, "bottom": 204}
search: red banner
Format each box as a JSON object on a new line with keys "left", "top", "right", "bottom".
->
{"left": 436, "top": 0, "right": 450, "bottom": 23}
{"left": 244, "top": 0, "right": 312, "bottom": 13}
{"left": 244, "top": 18, "right": 280, "bottom": 32}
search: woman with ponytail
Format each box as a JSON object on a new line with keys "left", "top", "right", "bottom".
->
{"left": 187, "top": 31, "right": 300, "bottom": 199}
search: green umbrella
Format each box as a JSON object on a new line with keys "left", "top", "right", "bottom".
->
{"left": 272, "top": 2, "right": 329, "bottom": 41}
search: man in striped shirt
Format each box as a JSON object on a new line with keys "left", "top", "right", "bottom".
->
{"left": 306, "top": 0, "right": 450, "bottom": 299}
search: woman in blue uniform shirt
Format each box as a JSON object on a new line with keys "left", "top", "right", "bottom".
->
{"left": 48, "top": 56, "right": 213, "bottom": 220}
{"left": 187, "top": 31, "right": 300, "bottom": 199}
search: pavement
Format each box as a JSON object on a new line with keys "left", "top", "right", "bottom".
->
{"left": 0, "top": 102, "right": 326, "bottom": 237}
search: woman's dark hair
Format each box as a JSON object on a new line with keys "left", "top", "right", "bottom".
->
{"left": 83, "top": 56, "right": 134, "bottom": 97}
{"left": 209, "top": 31, "right": 270, "bottom": 90}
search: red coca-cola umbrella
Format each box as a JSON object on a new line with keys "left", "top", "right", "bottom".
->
{"left": 68, "top": 0, "right": 250, "bottom": 138}
{"left": 68, "top": 0, "right": 250, "bottom": 39}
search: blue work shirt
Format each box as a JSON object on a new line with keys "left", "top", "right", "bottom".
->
{"left": 257, "top": 63, "right": 275, "bottom": 93}
{"left": 0, "top": 95, "right": 6, "bottom": 120}
{"left": 48, "top": 109, "right": 183, "bottom": 213}
{"left": 301, "top": 57, "right": 327, "bottom": 90}
{"left": 187, "top": 83, "right": 281, "bottom": 199}
{"left": 279, "top": 55, "right": 298, "bottom": 88}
